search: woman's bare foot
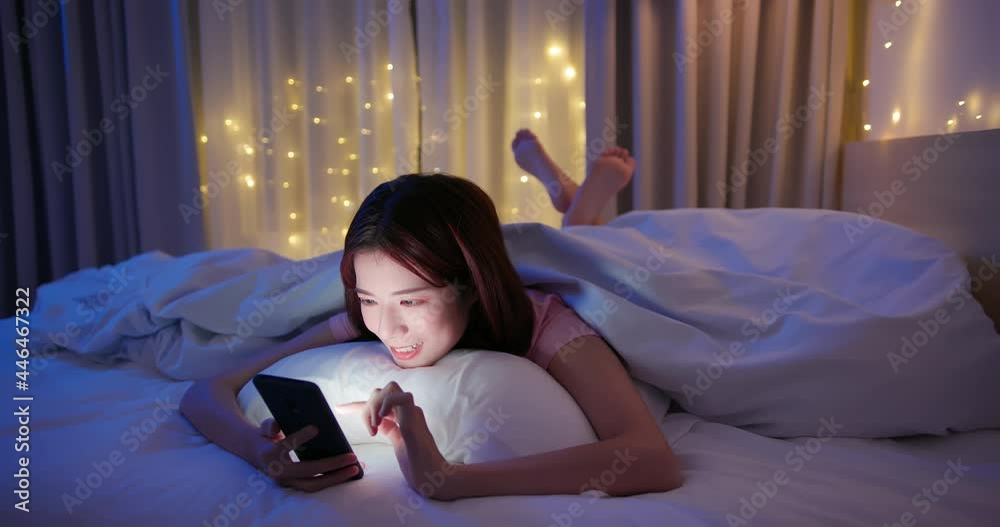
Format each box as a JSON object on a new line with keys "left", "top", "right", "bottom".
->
{"left": 562, "top": 147, "right": 635, "bottom": 227}
{"left": 511, "top": 129, "right": 579, "bottom": 213}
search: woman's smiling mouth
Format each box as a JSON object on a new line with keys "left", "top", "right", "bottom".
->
{"left": 390, "top": 340, "right": 423, "bottom": 359}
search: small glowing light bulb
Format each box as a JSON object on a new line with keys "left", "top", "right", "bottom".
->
{"left": 313, "top": 117, "right": 321, "bottom": 124}
{"left": 958, "top": 100, "right": 966, "bottom": 106}
{"left": 341, "top": 227, "right": 348, "bottom": 235}
{"left": 364, "top": 102, "right": 372, "bottom": 109}
{"left": 244, "top": 175, "right": 255, "bottom": 188}
{"left": 326, "top": 167, "right": 334, "bottom": 174}
{"left": 895, "top": 0, "right": 901, "bottom": 6}
{"left": 387, "top": 92, "right": 394, "bottom": 100}
{"left": 342, "top": 169, "right": 350, "bottom": 175}
{"left": 345, "top": 76, "right": 354, "bottom": 83}
{"left": 884, "top": 41, "right": 892, "bottom": 49}
{"left": 321, "top": 227, "right": 329, "bottom": 234}
{"left": 282, "top": 181, "right": 290, "bottom": 188}
{"left": 316, "top": 85, "right": 325, "bottom": 92}
{"left": 892, "top": 110, "right": 901, "bottom": 123}
{"left": 534, "top": 77, "right": 542, "bottom": 85}
{"left": 975, "top": 114, "right": 983, "bottom": 120}
{"left": 563, "top": 66, "right": 577, "bottom": 80}
{"left": 288, "top": 78, "right": 295, "bottom": 85}
{"left": 862, "top": 79, "right": 870, "bottom": 87}
{"left": 520, "top": 175, "right": 529, "bottom": 183}
{"left": 343, "top": 199, "right": 352, "bottom": 207}
{"left": 200, "top": 135, "right": 208, "bottom": 143}
{"left": 289, "top": 212, "right": 298, "bottom": 220}
{"left": 330, "top": 196, "right": 338, "bottom": 203}
{"left": 288, "top": 234, "right": 299, "bottom": 245}
{"left": 533, "top": 111, "right": 542, "bottom": 119}
{"left": 338, "top": 137, "right": 346, "bottom": 144}
{"left": 547, "top": 46, "right": 562, "bottom": 56}
{"left": 290, "top": 103, "right": 299, "bottom": 111}
{"left": 947, "top": 119, "right": 955, "bottom": 126}
{"left": 244, "top": 145, "right": 254, "bottom": 155}
{"left": 863, "top": 123, "right": 872, "bottom": 131}
{"left": 372, "top": 167, "right": 379, "bottom": 174}
{"left": 386, "top": 63, "right": 394, "bottom": 71}
{"left": 224, "top": 119, "right": 233, "bottom": 126}
{"left": 287, "top": 151, "right": 296, "bottom": 159}
{"left": 348, "top": 153, "right": 357, "bottom": 160}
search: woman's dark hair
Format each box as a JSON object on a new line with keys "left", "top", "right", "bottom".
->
{"left": 340, "top": 173, "right": 535, "bottom": 356}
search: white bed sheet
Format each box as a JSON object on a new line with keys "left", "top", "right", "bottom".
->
{"left": 4, "top": 329, "right": 999, "bottom": 527}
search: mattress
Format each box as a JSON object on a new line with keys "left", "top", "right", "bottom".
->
{"left": 4, "top": 332, "right": 999, "bottom": 527}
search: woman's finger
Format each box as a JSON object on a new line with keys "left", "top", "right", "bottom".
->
{"left": 272, "top": 452, "right": 360, "bottom": 481}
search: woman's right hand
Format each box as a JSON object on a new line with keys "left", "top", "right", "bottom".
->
{"left": 251, "top": 418, "right": 363, "bottom": 492}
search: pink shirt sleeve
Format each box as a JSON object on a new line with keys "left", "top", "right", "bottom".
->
{"left": 328, "top": 311, "right": 362, "bottom": 342}
{"left": 523, "top": 288, "right": 600, "bottom": 370}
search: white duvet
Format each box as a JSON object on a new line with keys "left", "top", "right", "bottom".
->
{"left": 28, "top": 208, "right": 1000, "bottom": 438}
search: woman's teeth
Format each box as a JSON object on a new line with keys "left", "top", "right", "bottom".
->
{"left": 396, "top": 341, "right": 421, "bottom": 352}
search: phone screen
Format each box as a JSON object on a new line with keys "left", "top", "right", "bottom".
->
{"left": 252, "top": 374, "right": 363, "bottom": 480}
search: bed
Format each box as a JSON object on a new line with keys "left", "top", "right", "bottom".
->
{"left": 5, "top": 129, "right": 1000, "bottom": 526}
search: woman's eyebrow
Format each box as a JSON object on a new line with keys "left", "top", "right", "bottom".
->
{"left": 355, "top": 286, "right": 435, "bottom": 296}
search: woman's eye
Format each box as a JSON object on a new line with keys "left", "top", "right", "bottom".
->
{"left": 401, "top": 299, "right": 423, "bottom": 307}
{"left": 358, "top": 297, "right": 375, "bottom": 306}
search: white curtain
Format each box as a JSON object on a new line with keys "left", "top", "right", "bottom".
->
{"left": 197, "top": 0, "right": 419, "bottom": 259}
{"left": 622, "top": 0, "right": 854, "bottom": 210}
{"left": 196, "top": 0, "right": 588, "bottom": 258}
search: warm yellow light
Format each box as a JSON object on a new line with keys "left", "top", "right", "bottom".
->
{"left": 321, "top": 227, "right": 329, "bottom": 234}
{"left": 892, "top": 110, "right": 901, "bottom": 123}
{"left": 345, "top": 76, "right": 354, "bottom": 83}
{"left": 288, "top": 234, "right": 299, "bottom": 245}
{"left": 371, "top": 167, "right": 379, "bottom": 174}
{"left": 200, "top": 135, "right": 208, "bottom": 143}
{"left": 863, "top": 123, "right": 872, "bottom": 131}
{"left": 224, "top": 119, "right": 233, "bottom": 126}
{"left": 520, "top": 175, "right": 529, "bottom": 183}
{"left": 433, "top": 167, "right": 441, "bottom": 172}
{"left": 976, "top": 114, "right": 983, "bottom": 120}
{"left": 884, "top": 41, "right": 892, "bottom": 49}
{"left": 290, "top": 103, "right": 300, "bottom": 111}
{"left": 386, "top": 63, "right": 394, "bottom": 71}
{"left": 364, "top": 102, "right": 372, "bottom": 109}
{"left": 288, "top": 78, "right": 296, "bottom": 85}
{"left": 533, "top": 111, "right": 542, "bottom": 119}
{"left": 287, "top": 151, "right": 296, "bottom": 159}
{"left": 244, "top": 175, "right": 255, "bottom": 188}
{"left": 282, "top": 181, "right": 290, "bottom": 188}
{"left": 330, "top": 196, "right": 338, "bottom": 203}
{"left": 200, "top": 185, "right": 207, "bottom": 193}
{"left": 563, "top": 66, "right": 577, "bottom": 80}
{"left": 326, "top": 167, "right": 334, "bottom": 174}
{"left": 862, "top": 79, "right": 870, "bottom": 87}
{"left": 958, "top": 100, "right": 966, "bottom": 106}
{"left": 361, "top": 128, "right": 371, "bottom": 135}
{"left": 316, "top": 85, "right": 325, "bottom": 92}
{"left": 289, "top": 212, "right": 298, "bottom": 220}
{"left": 341, "top": 227, "right": 348, "bottom": 235}
{"left": 578, "top": 101, "right": 586, "bottom": 109}
{"left": 337, "top": 137, "right": 346, "bottom": 144}
{"left": 895, "top": 0, "right": 901, "bottom": 6}
{"left": 534, "top": 77, "right": 542, "bottom": 85}
{"left": 232, "top": 125, "right": 240, "bottom": 132}
{"left": 511, "top": 207, "right": 519, "bottom": 214}
{"left": 947, "top": 119, "right": 955, "bottom": 126}
{"left": 547, "top": 45, "right": 562, "bottom": 56}
{"left": 343, "top": 199, "right": 352, "bottom": 207}
{"left": 348, "top": 153, "right": 358, "bottom": 160}
{"left": 387, "top": 92, "right": 394, "bottom": 100}
{"left": 313, "top": 117, "right": 321, "bottom": 124}
{"left": 341, "top": 169, "right": 350, "bottom": 175}
{"left": 244, "top": 145, "right": 254, "bottom": 155}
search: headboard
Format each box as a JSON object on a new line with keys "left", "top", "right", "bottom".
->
{"left": 841, "top": 128, "right": 1000, "bottom": 332}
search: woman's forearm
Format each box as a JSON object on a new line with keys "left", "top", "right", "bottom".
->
{"left": 180, "top": 380, "right": 269, "bottom": 465}
{"left": 443, "top": 433, "right": 680, "bottom": 499}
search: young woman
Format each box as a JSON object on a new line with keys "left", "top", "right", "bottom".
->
{"left": 179, "top": 130, "right": 680, "bottom": 500}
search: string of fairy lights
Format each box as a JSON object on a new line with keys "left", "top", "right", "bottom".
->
{"left": 198, "top": 39, "right": 584, "bottom": 257}
{"left": 861, "top": 0, "right": 986, "bottom": 136}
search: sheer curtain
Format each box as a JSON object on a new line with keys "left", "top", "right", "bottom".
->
{"left": 196, "top": 0, "right": 419, "bottom": 260}
{"left": 194, "top": 0, "right": 588, "bottom": 258}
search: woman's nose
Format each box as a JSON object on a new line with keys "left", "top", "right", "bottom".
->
{"left": 379, "top": 308, "right": 407, "bottom": 339}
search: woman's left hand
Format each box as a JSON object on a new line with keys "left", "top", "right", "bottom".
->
{"left": 335, "top": 381, "right": 459, "bottom": 500}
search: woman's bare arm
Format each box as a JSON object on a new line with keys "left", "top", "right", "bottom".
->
{"left": 179, "top": 314, "right": 354, "bottom": 465}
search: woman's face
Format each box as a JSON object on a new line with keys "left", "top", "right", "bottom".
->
{"left": 353, "top": 250, "right": 476, "bottom": 368}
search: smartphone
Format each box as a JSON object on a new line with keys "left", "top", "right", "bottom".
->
{"left": 252, "top": 374, "right": 363, "bottom": 480}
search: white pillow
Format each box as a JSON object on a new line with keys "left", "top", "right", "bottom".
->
{"left": 237, "top": 341, "right": 599, "bottom": 464}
